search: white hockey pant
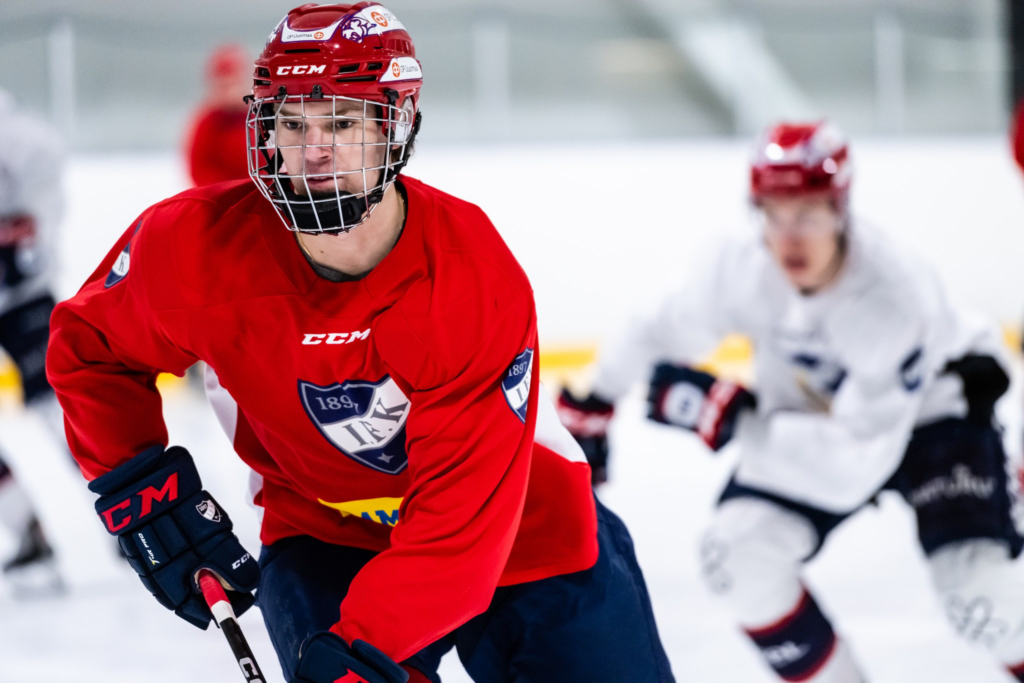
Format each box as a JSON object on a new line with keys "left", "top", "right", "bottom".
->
{"left": 929, "top": 538, "right": 1024, "bottom": 668}
{"left": 699, "top": 498, "right": 861, "bottom": 682}
{"left": 702, "top": 497, "right": 1024, "bottom": 678}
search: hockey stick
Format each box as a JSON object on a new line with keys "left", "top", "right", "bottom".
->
{"left": 198, "top": 568, "right": 267, "bottom": 682}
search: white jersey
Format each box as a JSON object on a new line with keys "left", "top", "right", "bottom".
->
{"left": 0, "top": 91, "right": 63, "bottom": 313}
{"left": 593, "top": 222, "right": 1008, "bottom": 513}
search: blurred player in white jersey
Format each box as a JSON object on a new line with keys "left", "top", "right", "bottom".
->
{"left": 559, "top": 121, "right": 1024, "bottom": 681}
{"left": 0, "top": 90, "right": 67, "bottom": 583}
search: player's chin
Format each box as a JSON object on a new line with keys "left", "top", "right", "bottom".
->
{"left": 307, "top": 187, "right": 354, "bottom": 201}
{"left": 299, "top": 177, "right": 342, "bottom": 195}
{"left": 780, "top": 263, "right": 812, "bottom": 287}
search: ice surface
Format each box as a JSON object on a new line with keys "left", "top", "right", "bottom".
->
{"left": 0, "top": 386, "right": 1020, "bottom": 682}
{"left": 2, "top": 145, "right": 1023, "bottom": 681}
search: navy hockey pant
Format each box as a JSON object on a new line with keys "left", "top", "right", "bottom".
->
{"left": 256, "top": 497, "right": 675, "bottom": 682}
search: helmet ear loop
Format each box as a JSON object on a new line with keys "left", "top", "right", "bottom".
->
{"left": 252, "top": 102, "right": 278, "bottom": 174}
{"left": 253, "top": 104, "right": 292, "bottom": 205}
{"left": 385, "top": 110, "right": 421, "bottom": 184}
{"left": 254, "top": 99, "right": 293, "bottom": 189}
{"left": 364, "top": 102, "right": 411, "bottom": 205}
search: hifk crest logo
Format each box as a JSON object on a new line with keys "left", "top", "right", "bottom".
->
{"left": 196, "top": 499, "right": 222, "bottom": 523}
{"left": 104, "top": 244, "right": 130, "bottom": 288}
{"left": 299, "top": 376, "right": 411, "bottom": 475}
{"left": 502, "top": 348, "right": 533, "bottom": 423}
{"left": 105, "top": 220, "right": 141, "bottom": 288}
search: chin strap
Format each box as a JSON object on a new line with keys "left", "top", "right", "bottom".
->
{"left": 271, "top": 110, "right": 423, "bottom": 234}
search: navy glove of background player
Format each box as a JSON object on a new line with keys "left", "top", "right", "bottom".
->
{"left": 292, "top": 631, "right": 433, "bottom": 683}
{"left": 556, "top": 388, "right": 615, "bottom": 485}
{"left": 647, "top": 363, "right": 756, "bottom": 451}
{"left": 89, "top": 445, "right": 259, "bottom": 629}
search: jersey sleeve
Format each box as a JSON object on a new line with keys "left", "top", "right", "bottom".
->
{"left": 591, "top": 239, "right": 736, "bottom": 401}
{"left": 736, "top": 292, "right": 929, "bottom": 512}
{"left": 332, "top": 291, "right": 538, "bottom": 662}
{"left": 46, "top": 209, "right": 199, "bottom": 479}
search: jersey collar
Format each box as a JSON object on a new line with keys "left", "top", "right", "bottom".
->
{"left": 361, "top": 176, "right": 430, "bottom": 305}
{"left": 259, "top": 176, "right": 428, "bottom": 303}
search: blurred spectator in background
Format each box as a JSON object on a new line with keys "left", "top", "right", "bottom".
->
{"left": 1011, "top": 98, "right": 1024, "bottom": 177}
{"left": 0, "top": 89, "right": 71, "bottom": 590}
{"left": 184, "top": 44, "right": 251, "bottom": 187}
{"left": 182, "top": 45, "right": 252, "bottom": 392}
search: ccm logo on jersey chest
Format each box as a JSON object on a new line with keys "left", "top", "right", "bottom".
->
{"left": 302, "top": 329, "right": 370, "bottom": 345}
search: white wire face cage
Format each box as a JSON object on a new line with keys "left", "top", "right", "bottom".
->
{"left": 246, "top": 93, "right": 417, "bottom": 234}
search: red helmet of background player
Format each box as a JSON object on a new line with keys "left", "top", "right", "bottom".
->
{"left": 208, "top": 44, "right": 248, "bottom": 81}
{"left": 247, "top": 2, "right": 423, "bottom": 234}
{"left": 750, "top": 121, "right": 851, "bottom": 213}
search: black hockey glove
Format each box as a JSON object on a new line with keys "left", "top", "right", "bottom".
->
{"left": 556, "top": 388, "right": 615, "bottom": 485}
{"left": 647, "top": 363, "right": 756, "bottom": 451}
{"left": 292, "top": 631, "right": 422, "bottom": 683}
{"left": 89, "top": 445, "right": 259, "bottom": 629}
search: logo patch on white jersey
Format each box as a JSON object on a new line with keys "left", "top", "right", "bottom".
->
{"left": 299, "top": 376, "right": 410, "bottom": 475}
{"left": 900, "top": 347, "right": 925, "bottom": 392}
{"left": 790, "top": 353, "right": 847, "bottom": 401}
{"left": 502, "top": 349, "right": 533, "bottom": 423}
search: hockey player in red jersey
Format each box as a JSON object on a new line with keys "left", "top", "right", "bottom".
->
{"left": 183, "top": 44, "right": 251, "bottom": 187}
{"left": 47, "top": 4, "right": 673, "bottom": 682}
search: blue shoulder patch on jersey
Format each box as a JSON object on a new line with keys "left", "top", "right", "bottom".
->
{"left": 900, "top": 347, "right": 925, "bottom": 392}
{"left": 502, "top": 348, "right": 533, "bottom": 423}
{"left": 104, "top": 220, "right": 141, "bottom": 288}
{"left": 298, "top": 375, "right": 411, "bottom": 475}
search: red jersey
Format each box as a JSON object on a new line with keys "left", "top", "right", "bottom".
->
{"left": 1013, "top": 100, "right": 1024, "bottom": 176}
{"left": 184, "top": 106, "right": 249, "bottom": 187}
{"left": 47, "top": 176, "right": 598, "bottom": 661}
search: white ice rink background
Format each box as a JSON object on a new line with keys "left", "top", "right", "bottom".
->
{"left": 2, "top": 139, "right": 1024, "bottom": 681}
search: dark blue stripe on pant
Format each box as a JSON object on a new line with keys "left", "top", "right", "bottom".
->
{"left": 745, "top": 590, "right": 836, "bottom": 682}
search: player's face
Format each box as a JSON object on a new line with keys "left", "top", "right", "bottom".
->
{"left": 760, "top": 195, "right": 844, "bottom": 292}
{"left": 274, "top": 99, "right": 388, "bottom": 198}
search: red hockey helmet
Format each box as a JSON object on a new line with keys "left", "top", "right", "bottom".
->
{"left": 750, "top": 121, "right": 851, "bottom": 212}
{"left": 247, "top": 3, "right": 423, "bottom": 234}
{"left": 208, "top": 44, "right": 248, "bottom": 81}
